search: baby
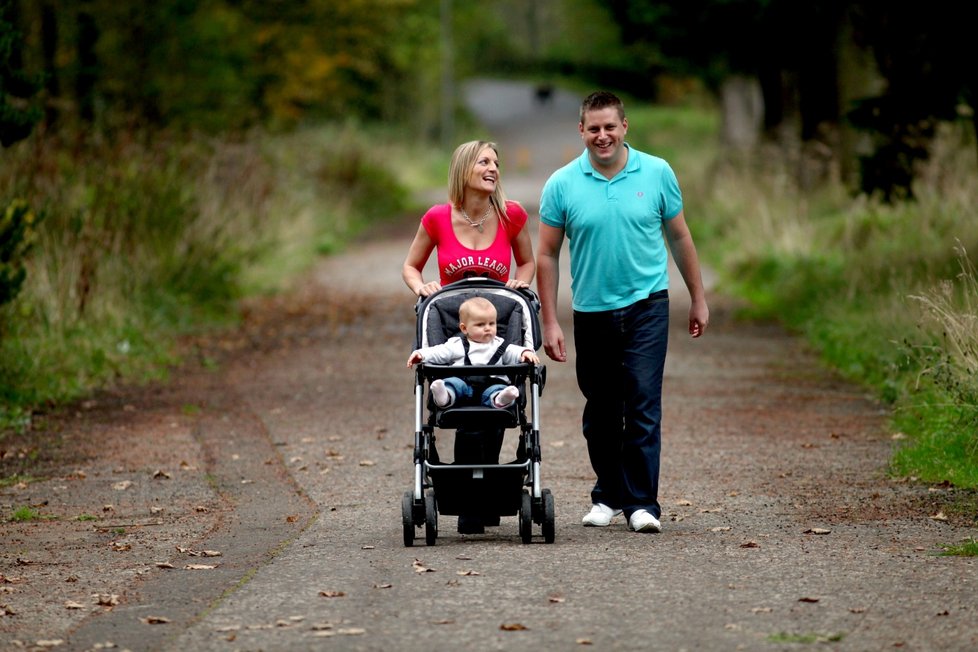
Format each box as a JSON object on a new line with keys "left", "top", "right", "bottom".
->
{"left": 407, "top": 296, "right": 540, "bottom": 408}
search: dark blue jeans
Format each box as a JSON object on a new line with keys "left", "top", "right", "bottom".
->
{"left": 573, "top": 290, "right": 669, "bottom": 520}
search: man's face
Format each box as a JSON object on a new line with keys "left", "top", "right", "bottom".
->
{"left": 579, "top": 107, "right": 628, "bottom": 173}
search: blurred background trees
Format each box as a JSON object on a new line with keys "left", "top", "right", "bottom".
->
{"left": 4, "top": 0, "right": 972, "bottom": 198}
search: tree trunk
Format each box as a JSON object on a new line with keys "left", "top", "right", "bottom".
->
{"left": 41, "top": 2, "right": 59, "bottom": 125}
{"left": 719, "top": 74, "right": 764, "bottom": 152}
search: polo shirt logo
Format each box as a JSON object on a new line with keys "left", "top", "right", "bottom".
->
{"left": 637, "top": 192, "right": 644, "bottom": 197}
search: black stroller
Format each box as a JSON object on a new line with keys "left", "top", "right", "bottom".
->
{"left": 401, "top": 278, "right": 555, "bottom": 545}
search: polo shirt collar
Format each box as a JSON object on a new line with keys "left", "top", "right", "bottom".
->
{"left": 578, "top": 142, "right": 638, "bottom": 179}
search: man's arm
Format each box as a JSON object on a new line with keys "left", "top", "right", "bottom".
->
{"left": 536, "top": 222, "right": 567, "bottom": 361}
{"left": 663, "top": 210, "right": 710, "bottom": 338}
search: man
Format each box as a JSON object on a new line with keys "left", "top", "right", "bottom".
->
{"left": 536, "top": 91, "right": 709, "bottom": 533}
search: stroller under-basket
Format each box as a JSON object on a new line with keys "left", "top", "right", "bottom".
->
{"left": 401, "top": 278, "right": 555, "bottom": 545}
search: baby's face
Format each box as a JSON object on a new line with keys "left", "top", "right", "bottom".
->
{"left": 460, "top": 305, "right": 497, "bottom": 344}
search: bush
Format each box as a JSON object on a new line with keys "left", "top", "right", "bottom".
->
{"left": 0, "top": 199, "right": 39, "bottom": 313}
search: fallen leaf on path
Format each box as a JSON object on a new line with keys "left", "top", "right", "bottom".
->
{"left": 456, "top": 570, "right": 480, "bottom": 576}
{"left": 319, "top": 590, "right": 346, "bottom": 598}
{"left": 500, "top": 623, "right": 528, "bottom": 631}
{"left": 361, "top": 545, "right": 375, "bottom": 550}
{"left": 930, "top": 512, "right": 948, "bottom": 522}
{"left": 710, "top": 526, "right": 732, "bottom": 532}
{"left": 112, "top": 481, "right": 133, "bottom": 491}
{"left": 156, "top": 562, "right": 174, "bottom": 569}
{"left": 804, "top": 528, "right": 831, "bottom": 535}
{"left": 34, "top": 640, "right": 64, "bottom": 648}
{"left": 95, "top": 594, "right": 120, "bottom": 606}
{"left": 184, "top": 564, "right": 217, "bottom": 570}
{"left": 740, "top": 541, "right": 760, "bottom": 548}
{"left": 358, "top": 460, "right": 375, "bottom": 467}
{"left": 798, "top": 597, "right": 820, "bottom": 603}
{"left": 675, "top": 499, "right": 693, "bottom": 506}
{"left": 751, "top": 607, "right": 773, "bottom": 613}
{"left": 64, "top": 601, "right": 86, "bottom": 609}
{"left": 455, "top": 555, "right": 472, "bottom": 560}
{"left": 548, "top": 596, "right": 565, "bottom": 603}
{"left": 141, "top": 616, "right": 171, "bottom": 624}
{"left": 576, "top": 638, "right": 593, "bottom": 645}
{"left": 433, "top": 619, "right": 455, "bottom": 625}
{"left": 110, "top": 542, "right": 131, "bottom": 552}
{"left": 412, "top": 559, "right": 435, "bottom": 573}
{"left": 152, "top": 470, "right": 172, "bottom": 479}
{"left": 373, "top": 583, "right": 393, "bottom": 589}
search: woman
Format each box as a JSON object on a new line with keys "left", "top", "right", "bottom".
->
{"left": 402, "top": 140, "right": 534, "bottom": 296}
{"left": 402, "top": 140, "right": 535, "bottom": 534}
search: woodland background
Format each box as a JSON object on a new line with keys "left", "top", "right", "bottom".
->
{"left": 1, "top": 0, "right": 976, "bottom": 499}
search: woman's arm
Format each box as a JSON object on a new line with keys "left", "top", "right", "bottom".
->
{"left": 402, "top": 224, "right": 441, "bottom": 297}
{"left": 507, "top": 224, "right": 535, "bottom": 287}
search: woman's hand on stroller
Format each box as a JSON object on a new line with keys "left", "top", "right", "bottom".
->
{"left": 415, "top": 281, "right": 442, "bottom": 297}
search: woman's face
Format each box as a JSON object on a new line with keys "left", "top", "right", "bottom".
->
{"left": 466, "top": 147, "right": 499, "bottom": 197}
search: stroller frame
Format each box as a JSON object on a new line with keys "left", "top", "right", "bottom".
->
{"left": 401, "top": 279, "right": 555, "bottom": 545}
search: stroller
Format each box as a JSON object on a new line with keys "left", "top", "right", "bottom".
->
{"left": 401, "top": 278, "right": 555, "bottom": 545}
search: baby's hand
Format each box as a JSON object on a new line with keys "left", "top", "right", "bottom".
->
{"left": 520, "top": 350, "right": 541, "bottom": 364}
{"left": 407, "top": 351, "right": 423, "bottom": 368}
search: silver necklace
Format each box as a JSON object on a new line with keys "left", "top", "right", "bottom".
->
{"left": 459, "top": 205, "right": 493, "bottom": 232}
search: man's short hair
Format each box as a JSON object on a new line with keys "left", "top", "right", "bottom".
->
{"left": 580, "top": 91, "right": 625, "bottom": 123}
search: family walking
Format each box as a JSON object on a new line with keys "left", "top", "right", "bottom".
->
{"left": 403, "top": 90, "right": 709, "bottom": 535}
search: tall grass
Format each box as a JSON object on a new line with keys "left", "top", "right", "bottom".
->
{"left": 630, "top": 101, "right": 978, "bottom": 488}
{"left": 0, "top": 123, "right": 423, "bottom": 432}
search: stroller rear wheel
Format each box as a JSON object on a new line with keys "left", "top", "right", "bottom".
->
{"left": 401, "top": 491, "right": 415, "bottom": 547}
{"left": 424, "top": 489, "right": 438, "bottom": 545}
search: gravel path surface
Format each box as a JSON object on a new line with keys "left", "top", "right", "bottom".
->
{"left": 2, "top": 80, "right": 975, "bottom": 651}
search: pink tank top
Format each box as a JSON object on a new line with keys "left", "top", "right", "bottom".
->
{"left": 421, "top": 201, "right": 528, "bottom": 286}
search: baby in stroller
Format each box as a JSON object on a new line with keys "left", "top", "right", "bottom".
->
{"left": 406, "top": 296, "right": 540, "bottom": 409}
{"left": 402, "top": 279, "right": 555, "bottom": 545}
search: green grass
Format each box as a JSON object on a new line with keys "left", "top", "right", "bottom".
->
{"left": 9, "top": 505, "right": 42, "bottom": 522}
{"left": 768, "top": 632, "right": 846, "bottom": 644}
{"left": 940, "top": 538, "right": 978, "bottom": 557}
{"left": 77, "top": 514, "right": 99, "bottom": 522}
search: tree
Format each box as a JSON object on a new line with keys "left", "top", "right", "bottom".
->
{"left": 0, "top": 0, "right": 41, "bottom": 146}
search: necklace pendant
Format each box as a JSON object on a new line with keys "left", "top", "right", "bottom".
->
{"left": 477, "top": 224, "right": 484, "bottom": 233}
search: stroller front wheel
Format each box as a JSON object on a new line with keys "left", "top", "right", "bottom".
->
{"left": 542, "top": 488, "right": 556, "bottom": 544}
{"left": 519, "top": 491, "right": 533, "bottom": 544}
{"left": 401, "top": 491, "right": 415, "bottom": 547}
{"left": 424, "top": 489, "right": 438, "bottom": 545}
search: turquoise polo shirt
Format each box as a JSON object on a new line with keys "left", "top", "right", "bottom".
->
{"left": 539, "top": 144, "right": 683, "bottom": 312}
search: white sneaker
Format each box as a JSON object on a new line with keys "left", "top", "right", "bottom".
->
{"left": 582, "top": 503, "right": 622, "bottom": 527}
{"left": 628, "top": 509, "right": 662, "bottom": 533}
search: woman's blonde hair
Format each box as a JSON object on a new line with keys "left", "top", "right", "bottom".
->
{"left": 448, "top": 140, "right": 509, "bottom": 226}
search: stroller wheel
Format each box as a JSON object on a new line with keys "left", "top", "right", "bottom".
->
{"left": 424, "top": 489, "right": 438, "bottom": 546}
{"left": 519, "top": 491, "right": 532, "bottom": 544}
{"left": 542, "top": 488, "right": 556, "bottom": 544}
{"left": 401, "top": 491, "right": 415, "bottom": 547}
